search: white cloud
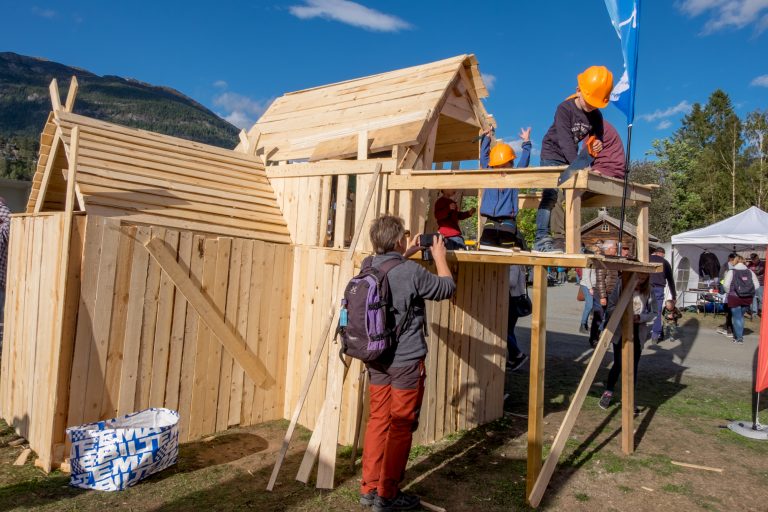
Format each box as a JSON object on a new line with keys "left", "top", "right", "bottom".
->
{"left": 481, "top": 73, "right": 496, "bottom": 90}
{"left": 677, "top": 0, "right": 768, "bottom": 33}
{"left": 639, "top": 100, "right": 692, "bottom": 122}
{"left": 289, "top": 0, "right": 411, "bottom": 32}
{"left": 32, "top": 6, "right": 56, "bottom": 18}
{"left": 213, "top": 92, "right": 273, "bottom": 129}
{"left": 751, "top": 74, "right": 768, "bottom": 87}
{"left": 657, "top": 120, "right": 673, "bottom": 130}
{"left": 213, "top": 80, "right": 228, "bottom": 89}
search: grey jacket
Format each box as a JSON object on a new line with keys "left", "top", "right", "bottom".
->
{"left": 371, "top": 253, "right": 456, "bottom": 366}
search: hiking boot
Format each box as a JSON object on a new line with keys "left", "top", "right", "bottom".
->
{"left": 733, "top": 338, "right": 744, "bottom": 345}
{"left": 372, "top": 491, "right": 421, "bottom": 512}
{"left": 360, "top": 489, "right": 378, "bottom": 507}
{"left": 506, "top": 353, "right": 529, "bottom": 372}
{"left": 599, "top": 391, "right": 613, "bottom": 410}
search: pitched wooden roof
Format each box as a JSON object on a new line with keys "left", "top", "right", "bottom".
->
{"left": 581, "top": 210, "right": 659, "bottom": 242}
{"left": 28, "top": 111, "right": 291, "bottom": 243}
{"left": 252, "top": 55, "right": 490, "bottom": 162}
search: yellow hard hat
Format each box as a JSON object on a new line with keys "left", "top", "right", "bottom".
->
{"left": 577, "top": 66, "right": 614, "bottom": 108}
{"left": 489, "top": 142, "right": 516, "bottom": 167}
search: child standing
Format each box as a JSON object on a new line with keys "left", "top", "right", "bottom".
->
{"left": 661, "top": 299, "right": 682, "bottom": 342}
{"left": 535, "top": 66, "right": 613, "bottom": 253}
{"left": 434, "top": 190, "right": 475, "bottom": 250}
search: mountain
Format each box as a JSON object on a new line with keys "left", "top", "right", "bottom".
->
{"left": 0, "top": 52, "right": 240, "bottom": 181}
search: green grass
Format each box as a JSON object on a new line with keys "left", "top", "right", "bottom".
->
{"left": 575, "top": 492, "right": 590, "bottom": 502}
{"left": 662, "top": 482, "right": 694, "bottom": 495}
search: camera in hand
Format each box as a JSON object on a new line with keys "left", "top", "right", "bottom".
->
{"left": 419, "top": 233, "right": 442, "bottom": 261}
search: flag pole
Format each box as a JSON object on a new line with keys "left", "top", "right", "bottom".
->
{"left": 617, "top": 124, "right": 633, "bottom": 253}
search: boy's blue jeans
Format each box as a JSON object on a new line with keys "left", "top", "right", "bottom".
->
{"left": 731, "top": 305, "right": 745, "bottom": 340}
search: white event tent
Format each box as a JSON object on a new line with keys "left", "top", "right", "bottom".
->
{"left": 671, "top": 206, "right": 768, "bottom": 307}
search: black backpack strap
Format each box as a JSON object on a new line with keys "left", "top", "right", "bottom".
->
{"left": 371, "top": 256, "right": 412, "bottom": 336}
{"left": 375, "top": 256, "right": 405, "bottom": 275}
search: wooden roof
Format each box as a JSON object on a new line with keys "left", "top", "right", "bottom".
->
{"left": 27, "top": 111, "right": 291, "bottom": 243}
{"left": 251, "top": 55, "right": 490, "bottom": 163}
{"left": 581, "top": 210, "right": 659, "bottom": 242}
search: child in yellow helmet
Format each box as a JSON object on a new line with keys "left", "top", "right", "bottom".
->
{"left": 534, "top": 66, "right": 613, "bottom": 253}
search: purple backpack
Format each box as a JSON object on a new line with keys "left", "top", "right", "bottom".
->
{"left": 339, "top": 256, "right": 409, "bottom": 363}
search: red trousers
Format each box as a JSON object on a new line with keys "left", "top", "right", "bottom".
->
{"left": 360, "top": 359, "right": 425, "bottom": 499}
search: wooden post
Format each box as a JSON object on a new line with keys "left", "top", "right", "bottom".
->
{"left": 565, "top": 190, "right": 583, "bottom": 254}
{"left": 49, "top": 79, "right": 62, "bottom": 112}
{"left": 621, "top": 272, "right": 635, "bottom": 455}
{"left": 334, "top": 175, "right": 349, "bottom": 248}
{"left": 637, "top": 205, "right": 649, "bottom": 262}
{"left": 526, "top": 265, "right": 548, "bottom": 498}
{"left": 528, "top": 273, "right": 639, "bottom": 507}
{"left": 64, "top": 76, "right": 79, "bottom": 113}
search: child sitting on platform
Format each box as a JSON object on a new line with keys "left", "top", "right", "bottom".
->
{"left": 434, "top": 190, "right": 475, "bottom": 250}
{"left": 662, "top": 299, "right": 682, "bottom": 342}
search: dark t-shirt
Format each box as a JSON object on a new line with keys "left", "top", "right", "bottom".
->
{"left": 592, "top": 122, "right": 625, "bottom": 179}
{"left": 541, "top": 98, "right": 604, "bottom": 164}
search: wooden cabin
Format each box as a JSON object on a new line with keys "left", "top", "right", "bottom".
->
{"left": 581, "top": 208, "right": 660, "bottom": 258}
{"left": 2, "top": 56, "right": 660, "bottom": 506}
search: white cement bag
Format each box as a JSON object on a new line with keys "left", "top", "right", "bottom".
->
{"left": 66, "top": 408, "right": 179, "bottom": 491}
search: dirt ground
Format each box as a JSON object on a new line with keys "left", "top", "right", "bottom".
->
{"left": 1, "top": 353, "right": 766, "bottom": 512}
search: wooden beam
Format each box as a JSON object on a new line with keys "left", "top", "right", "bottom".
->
{"left": 527, "top": 273, "right": 638, "bottom": 507}
{"left": 565, "top": 190, "right": 583, "bottom": 254}
{"left": 265, "top": 159, "right": 396, "bottom": 179}
{"left": 49, "top": 79, "right": 62, "bottom": 112}
{"left": 621, "top": 273, "right": 635, "bottom": 455}
{"left": 143, "top": 237, "right": 274, "bottom": 388}
{"left": 388, "top": 167, "right": 567, "bottom": 190}
{"left": 64, "top": 76, "right": 79, "bottom": 113}
{"left": 636, "top": 205, "right": 650, "bottom": 263}
{"left": 526, "top": 265, "right": 548, "bottom": 498}
{"left": 64, "top": 127, "right": 79, "bottom": 214}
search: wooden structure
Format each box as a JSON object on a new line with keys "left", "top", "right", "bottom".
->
{"left": 581, "top": 208, "right": 660, "bottom": 258}
{"left": 3, "top": 58, "right": 659, "bottom": 507}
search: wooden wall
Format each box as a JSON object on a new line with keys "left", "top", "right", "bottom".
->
{"left": 64, "top": 216, "right": 294, "bottom": 448}
{"left": 0, "top": 213, "right": 84, "bottom": 468}
{"left": 282, "top": 247, "right": 508, "bottom": 446}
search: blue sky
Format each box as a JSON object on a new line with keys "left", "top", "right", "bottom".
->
{"left": 3, "top": 0, "right": 768, "bottom": 164}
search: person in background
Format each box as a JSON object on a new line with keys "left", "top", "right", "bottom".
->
{"left": 433, "top": 189, "right": 475, "bottom": 250}
{"left": 507, "top": 265, "right": 529, "bottom": 372}
{"left": 599, "top": 273, "right": 657, "bottom": 413}
{"left": 479, "top": 127, "right": 532, "bottom": 249}
{"left": 0, "top": 196, "right": 10, "bottom": 324}
{"left": 649, "top": 247, "right": 676, "bottom": 343}
{"left": 662, "top": 299, "right": 683, "bottom": 342}
{"left": 557, "top": 267, "right": 567, "bottom": 284}
{"left": 621, "top": 245, "right": 630, "bottom": 259}
{"left": 579, "top": 246, "right": 598, "bottom": 334}
{"left": 747, "top": 253, "right": 764, "bottom": 317}
{"left": 717, "top": 253, "right": 737, "bottom": 338}
{"left": 590, "top": 240, "right": 619, "bottom": 348}
{"left": 723, "top": 255, "right": 760, "bottom": 345}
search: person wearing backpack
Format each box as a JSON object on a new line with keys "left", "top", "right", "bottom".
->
{"left": 357, "top": 214, "right": 455, "bottom": 512}
{"left": 723, "top": 255, "right": 760, "bottom": 345}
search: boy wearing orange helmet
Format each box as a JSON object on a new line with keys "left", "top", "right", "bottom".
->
{"left": 534, "top": 66, "right": 613, "bottom": 253}
{"left": 478, "top": 127, "right": 532, "bottom": 249}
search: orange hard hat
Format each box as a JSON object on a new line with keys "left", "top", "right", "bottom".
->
{"left": 577, "top": 66, "right": 614, "bottom": 109}
{"left": 488, "top": 143, "right": 516, "bottom": 167}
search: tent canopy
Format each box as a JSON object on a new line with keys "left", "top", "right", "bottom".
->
{"left": 672, "top": 206, "right": 768, "bottom": 246}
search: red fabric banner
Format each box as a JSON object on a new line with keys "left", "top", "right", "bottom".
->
{"left": 757, "top": 249, "right": 768, "bottom": 393}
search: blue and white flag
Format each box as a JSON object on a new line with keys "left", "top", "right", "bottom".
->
{"left": 604, "top": 0, "right": 640, "bottom": 124}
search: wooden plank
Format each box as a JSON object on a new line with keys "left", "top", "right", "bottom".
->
{"left": 216, "top": 238, "right": 241, "bottom": 432}
{"left": 82, "top": 217, "right": 121, "bottom": 423}
{"left": 188, "top": 237, "right": 217, "bottom": 441}
{"left": 49, "top": 79, "right": 62, "bottom": 111}
{"left": 149, "top": 229, "right": 180, "bottom": 407}
{"left": 144, "top": 237, "right": 274, "bottom": 396}
{"left": 64, "top": 76, "right": 79, "bottom": 112}
{"left": 319, "top": 176, "right": 332, "bottom": 246}
{"left": 33, "top": 134, "right": 62, "bottom": 213}
{"left": 135, "top": 227, "right": 164, "bottom": 410}
{"left": 165, "top": 231, "right": 193, "bottom": 411}
{"left": 636, "top": 205, "right": 650, "bottom": 263}
{"left": 177, "top": 234, "right": 204, "bottom": 440}
{"left": 621, "top": 273, "right": 635, "bottom": 455}
{"left": 334, "top": 175, "right": 349, "bottom": 248}
{"left": 99, "top": 225, "right": 136, "bottom": 419}
{"left": 116, "top": 226, "right": 151, "bottom": 416}
{"left": 266, "top": 160, "right": 396, "bottom": 179}
{"left": 229, "top": 239, "right": 253, "bottom": 426}
{"left": 527, "top": 274, "right": 638, "bottom": 507}
{"left": 526, "top": 265, "right": 548, "bottom": 499}
{"left": 67, "top": 216, "right": 104, "bottom": 427}
{"left": 241, "top": 241, "right": 265, "bottom": 426}
{"left": 250, "top": 242, "right": 277, "bottom": 424}
{"left": 565, "top": 190, "right": 583, "bottom": 254}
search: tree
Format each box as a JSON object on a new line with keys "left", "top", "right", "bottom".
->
{"left": 744, "top": 109, "right": 768, "bottom": 209}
